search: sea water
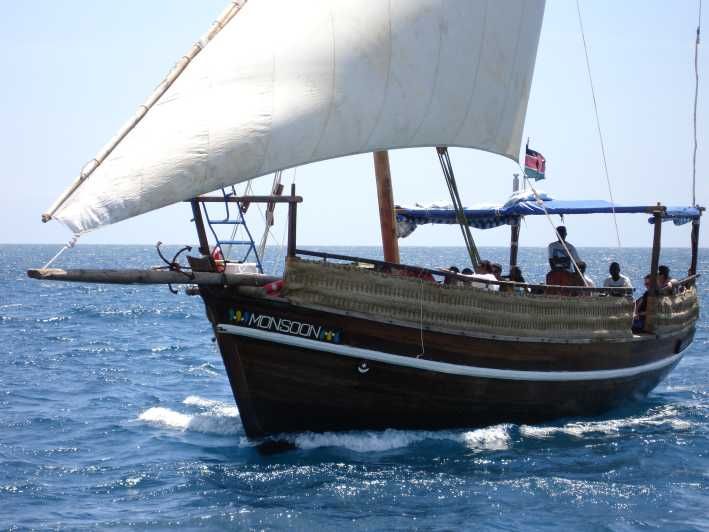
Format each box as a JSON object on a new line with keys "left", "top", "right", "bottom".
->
{"left": 1, "top": 245, "right": 707, "bottom": 530}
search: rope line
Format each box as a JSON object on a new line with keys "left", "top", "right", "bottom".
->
{"left": 575, "top": 0, "right": 622, "bottom": 248}
{"left": 436, "top": 147, "right": 481, "bottom": 268}
{"left": 520, "top": 169, "right": 588, "bottom": 287}
{"left": 692, "top": 0, "right": 702, "bottom": 206}
{"left": 42, "top": 234, "right": 80, "bottom": 269}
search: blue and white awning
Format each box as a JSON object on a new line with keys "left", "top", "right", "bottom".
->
{"left": 396, "top": 194, "right": 702, "bottom": 238}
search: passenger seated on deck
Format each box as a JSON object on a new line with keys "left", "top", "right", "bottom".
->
{"left": 491, "top": 263, "right": 503, "bottom": 280}
{"left": 577, "top": 261, "right": 595, "bottom": 288}
{"left": 443, "top": 266, "right": 459, "bottom": 285}
{"left": 657, "top": 265, "right": 679, "bottom": 293}
{"left": 548, "top": 226, "right": 582, "bottom": 273}
{"left": 502, "top": 266, "right": 528, "bottom": 294}
{"left": 603, "top": 262, "right": 632, "bottom": 290}
{"left": 465, "top": 263, "right": 499, "bottom": 291}
{"left": 632, "top": 274, "right": 652, "bottom": 333}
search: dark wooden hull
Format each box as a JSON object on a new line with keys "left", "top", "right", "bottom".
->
{"left": 199, "top": 287, "right": 694, "bottom": 439}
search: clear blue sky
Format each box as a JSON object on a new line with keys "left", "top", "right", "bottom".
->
{"left": 1, "top": 0, "right": 706, "bottom": 251}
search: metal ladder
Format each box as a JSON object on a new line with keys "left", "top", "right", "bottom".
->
{"left": 203, "top": 186, "right": 263, "bottom": 273}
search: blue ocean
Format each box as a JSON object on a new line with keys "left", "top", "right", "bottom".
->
{"left": 2, "top": 245, "right": 707, "bottom": 530}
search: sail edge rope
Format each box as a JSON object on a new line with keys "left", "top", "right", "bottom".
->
{"left": 692, "top": 0, "right": 702, "bottom": 206}
{"left": 42, "top": 1, "right": 248, "bottom": 223}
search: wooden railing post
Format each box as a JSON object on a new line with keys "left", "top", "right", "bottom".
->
{"left": 287, "top": 184, "right": 297, "bottom": 258}
{"left": 644, "top": 208, "right": 664, "bottom": 333}
{"left": 190, "top": 199, "right": 210, "bottom": 256}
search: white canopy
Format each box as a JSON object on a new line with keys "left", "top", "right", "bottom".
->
{"left": 51, "top": 0, "right": 545, "bottom": 233}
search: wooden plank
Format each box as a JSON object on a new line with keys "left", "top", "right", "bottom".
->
{"left": 26, "top": 268, "right": 279, "bottom": 286}
{"left": 191, "top": 195, "right": 302, "bottom": 203}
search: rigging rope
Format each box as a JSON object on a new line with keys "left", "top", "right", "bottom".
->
{"left": 520, "top": 169, "right": 588, "bottom": 287}
{"left": 42, "top": 234, "right": 80, "bottom": 269}
{"left": 692, "top": 0, "right": 702, "bottom": 206}
{"left": 257, "top": 170, "right": 284, "bottom": 261}
{"left": 436, "top": 147, "right": 481, "bottom": 268}
{"left": 575, "top": 0, "right": 622, "bottom": 248}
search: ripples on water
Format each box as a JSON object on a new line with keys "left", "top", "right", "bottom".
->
{"left": 1, "top": 245, "right": 707, "bottom": 529}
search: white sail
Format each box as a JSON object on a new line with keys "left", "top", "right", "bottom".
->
{"left": 51, "top": 0, "right": 545, "bottom": 234}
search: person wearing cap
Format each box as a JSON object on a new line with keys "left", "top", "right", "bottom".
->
{"left": 548, "top": 226, "right": 582, "bottom": 273}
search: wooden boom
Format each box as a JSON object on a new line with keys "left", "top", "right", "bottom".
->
{"left": 27, "top": 268, "right": 278, "bottom": 286}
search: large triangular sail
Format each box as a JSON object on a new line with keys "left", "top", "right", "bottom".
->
{"left": 48, "top": 0, "right": 546, "bottom": 234}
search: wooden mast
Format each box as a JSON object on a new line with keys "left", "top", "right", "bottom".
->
{"left": 373, "top": 151, "right": 400, "bottom": 263}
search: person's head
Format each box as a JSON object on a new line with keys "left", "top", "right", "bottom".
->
{"left": 557, "top": 226, "right": 567, "bottom": 241}
{"left": 481, "top": 260, "right": 492, "bottom": 274}
{"left": 609, "top": 262, "right": 620, "bottom": 279}
{"left": 658, "top": 265, "right": 670, "bottom": 285}
{"left": 578, "top": 260, "right": 587, "bottom": 274}
{"left": 491, "top": 263, "right": 502, "bottom": 278}
{"left": 644, "top": 274, "right": 651, "bottom": 289}
{"left": 461, "top": 267, "right": 473, "bottom": 275}
{"left": 449, "top": 266, "right": 459, "bottom": 274}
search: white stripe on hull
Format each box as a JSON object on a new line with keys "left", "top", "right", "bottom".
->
{"left": 216, "top": 324, "right": 682, "bottom": 382}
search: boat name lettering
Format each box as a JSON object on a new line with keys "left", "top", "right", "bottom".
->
{"left": 228, "top": 309, "right": 341, "bottom": 343}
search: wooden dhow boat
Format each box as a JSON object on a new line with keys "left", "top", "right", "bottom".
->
{"left": 29, "top": 0, "right": 702, "bottom": 439}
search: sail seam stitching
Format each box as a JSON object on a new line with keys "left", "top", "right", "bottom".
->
{"left": 451, "top": 0, "right": 489, "bottom": 144}
{"left": 408, "top": 0, "right": 445, "bottom": 145}
{"left": 493, "top": 1, "right": 527, "bottom": 154}
{"left": 309, "top": 6, "right": 338, "bottom": 162}
{"left": 361, "top": 0, "right": 394, "bottom": 151}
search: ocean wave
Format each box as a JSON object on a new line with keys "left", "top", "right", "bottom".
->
{"left": 288, "top": 424, "right": 512, "bottom": 453}
{"left": 138, "top": 396, "right": 240, "bottom": 435}
{"left": 520, "top": 406, "right": 693, "bottom": 439}
{"left": 185, "top": 363, "right": 220, "bottom": 377}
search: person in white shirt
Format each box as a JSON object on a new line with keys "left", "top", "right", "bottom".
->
{"left": 603, "top": 262, "right": 632, "bottom": 289}
{"left": 463, "top": 261, "right": 499, "bottom": 291}
{"left": 548, "top": 226, "right": 581, "bottom": 273}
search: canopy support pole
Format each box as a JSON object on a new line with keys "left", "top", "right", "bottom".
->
{"left": 644, "top": 208, "right": 663, "bottom": 333}
{"left": 191, "top": 199, "right": 211, "bottom": 257}
{"left": 287, "top": 184, "right": 298, "bottom": 258}
{"left": 690, "top": 219, "right": 700, "bottom": 279}
{"left": 373, "top": 151, "right": 400, "bottom": 264}
{"left": 509, "top": 173, "right": 521, "bottom": 268}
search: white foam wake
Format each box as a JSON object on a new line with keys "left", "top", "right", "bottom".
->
{"left": 289, "top": 424, "right": 512, "bottom": 453}
{"left": 138, "top": 396, "right": 241, "bottom": 436}
{"left": 520, "top": 406, "right": 693, "bottom": 439}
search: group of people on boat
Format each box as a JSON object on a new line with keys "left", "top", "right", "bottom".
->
{"left": 443, "top": 260, "right": 526, "bottom": 292}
